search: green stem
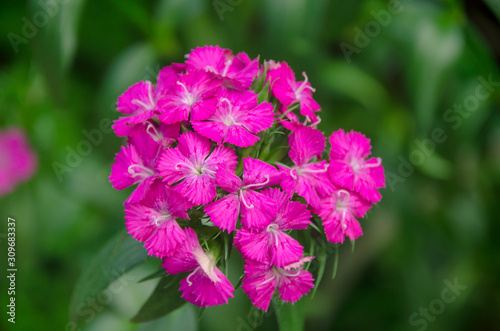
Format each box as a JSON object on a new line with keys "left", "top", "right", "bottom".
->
{"left": 273, "top": 299, "right": 306, "bottom": 331}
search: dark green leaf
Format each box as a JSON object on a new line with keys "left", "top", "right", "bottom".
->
{"left": 131, "top": 273, "right": 186, "bottom": 323}
{"left": 69, "top": 230, "right": 148, "bottom": 324}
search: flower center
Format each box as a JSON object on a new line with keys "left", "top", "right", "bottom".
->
{"left": 177, "top": 81, "right": 197, "bottom": 106}
{"left": 189, "top": 248, "right": 220, "bottom": 284}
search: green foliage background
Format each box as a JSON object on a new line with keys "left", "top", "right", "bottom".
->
{"left": 0, "top": 0, "right": 499, "bottom": 330}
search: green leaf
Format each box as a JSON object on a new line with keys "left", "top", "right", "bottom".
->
{"left": 131, "top": 273, "right": 187, "bottom": 323}
{"left": 311, "top": 241, "right": 326, "bottom": 298}
{"left": 69, "top": 230, "right": 148, "bottom": 324}
{"left": 273, "top": 299, "right": 306, "bottom": 331}
{"left": 332, "top": 245, "right": 339, "bottom": 280}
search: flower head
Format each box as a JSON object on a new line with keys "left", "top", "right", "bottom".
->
{"left": 162, "top": 228, "right": 235, "bottom": 307}
{"left": 158, "top": 69, "right": 222, "bottom": 124}
{"left": 316, "top": 189, "right": 371, "bottom": 243}
{"left": 113, "top": 66, "right": 177, "bottom": 136}
{"left": 204, "top": 157, "right": 281, "bottom": 232}
{"left": 0, "top": 127, "right": 37, "bottom": 196}
{"left": 109, "top": 129, "right": 162, "bottom": 204}
{"left": 186, "top": 45, "right": 259, "bottom": 90}
{"left": 157, "top": 131, "right": 237, "bottom": 205}
{"left": 125, "top": 179, "right": 191, "bottom": 257}
{"left": 191, "top": 89, "right": 274, "bottom": 148}
{"left": 268, "top": 62, "right": 320, "bottom": 124}
{"left": 279, "top": 126, "right": 334, "bottom": 209}
{"left": 241, "top": 256, "right": 314, "bottom": 312}
{"left": 234, "top": 188, "right": 311, "bottom": 267}
{"left": 328, "top": 129, "right": 385, "bottom": 203}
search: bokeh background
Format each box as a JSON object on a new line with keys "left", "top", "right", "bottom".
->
{"left": 1, "top": 0, "right": 499, "bottom": 330}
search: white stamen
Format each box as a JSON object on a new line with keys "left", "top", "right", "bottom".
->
{"left": 127, "top": 164, "right": 155, "bottom": 179}
{"left": 295, "top": 72, "right": 315, "bottom": 99}
{"left": 185, "top": 268, "right": 198, "bottom": 286}
{"left": 361, "top": 157, "right": 382, "bottom": 169}
{"left": 145, "top": 121, "right": 162, "bottom": 142}
{"left": 240, "top": 192, "right": 254, "bottom": 209}
{"left": 242, "top": 175, "right": 270, "bottom": 190}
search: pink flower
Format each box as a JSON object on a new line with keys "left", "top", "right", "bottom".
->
{"left": 162, "top": 228, "right": 235, "bottom": 307}
{"left": 113, "top": 66, "right": 177, "bottom": 136}
{"left": 241, "top": 256, "right": 314, "bottom": 312}
{"left": 204, "top": 157, "right": 281, "bottom": 232}
{"left": 109, "top": 129, "right": 162, "bottom": 204}
{"left": 234, "top": 188, "right": 311, "bottom": 267}
{"left": 125, "top": 179, "right": 191, "bottom": 257}
{"left": 191, "top": 89, "right": 274, "bottom": 148}
{"left": 185, "top": 45, "right": 259, "bottom": 90}
{"left": 315, "top": 189, "right": 371, "bottom": 243}
{"left": 158, "top": 70, "right": 222, "bottom": 124}
{"left": 157, "top": 131, "right": 237, "bottom": 205}
{"left": 278, "top": 126, "right": 334, "bottom": 209}
{"left": 0, "top": 127, "right": 37, "bottom": 196}
{"left": 328, "top": 129, "right": 385, "bottom": 203}
{"left": 267, "top": 62, "right": 320, "bottom": 124}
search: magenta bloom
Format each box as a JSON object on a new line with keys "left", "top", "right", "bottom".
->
{"left": 278, "top": 126, "right": 334, "bottom": 209}
{"left": 328, "top": 129, "right": 385, "bottom": 203}
{"left": 241, "top": 256, "right": 314, "bottom": 312}
{"left": 158, "top": 131, "right": 237, "bottom": 205}
{"left": 192, "top": 88, "right": 274, "bottom": 148}
{"left": 162, "top": 228, "right": 235, "bottom": 307}
{"left": 186, "top": 45, "right": 259, "bottom": 90}
{"left": 0, "top": 128, "right": 37, "bottom": 196}
{"left": 267, "top": 62, "right": 320, "bottom": 124}
{"left": 158, "top": 70, "right": 222, "bottom": 124}
{"left": 109, "top": 129, "right": 162, "bottom": 204}
{"left": 234, "top": 188, "right": 311, "bottom": 267}
{"left": 204, "top": 157, "right": 281, "bottom": 232}
{"left": 113, "top": 66, "right": 177, "bottom": 136}
{"left": 125, "top": 179, "right": 191, "bottom": 257}
{"left": 315, "top": 189, "right": 371, "bottom": 243}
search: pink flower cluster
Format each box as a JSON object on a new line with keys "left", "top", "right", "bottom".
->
{"left": 109, "top": 45, "right": 385, "bottom": 311}
{"left": 0, "top": 127, "right": 37, "bottom": 197}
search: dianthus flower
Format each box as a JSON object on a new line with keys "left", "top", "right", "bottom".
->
{"left": 234, "top": 188, "right": 311, "bottom": 267}
{"left": 158, "top": 69, "right": 222, "bottom": 124}
{"left": 191, "top": 89, "right": 274, "bottom": 147}
{"left": 328, "top": 129, "right": 385, "bottom": 203}
{"left": 157, "top": 131, "right": 237, "bottom": 205}
{"left": 278, "top": 126, "right": 334, "bottom": 209}
{"left": 267, "top": 62, "right": 321, "bottom": 124}
{"left": 186, "top": 45, "right": 259, "bottom": 90}
{"left": 241, "top": 256, "right": 314, "bottom": 312}
{"left": 124, "top": 179, "right": 191, "bottom": 257}
{"left": 112, "top": 67, "right": 177, "bottom": 137}
{"left": 204, "top": 157, "right": 281, "bottom": 232}
{"left": 162, "top": 228, "right": 234, "bottom": 307}
{"left": 315, "top": 188, "right": 371, "bottom": 243}
{"left": 109, "top": 129, "right": 163, "bottom": 204}
{"left": 0, "top": 127, "right": 37, "bottom": 196}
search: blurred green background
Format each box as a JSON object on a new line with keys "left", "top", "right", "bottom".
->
{"left": 1, "top": 0, "right": 499, "bottom": 330}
